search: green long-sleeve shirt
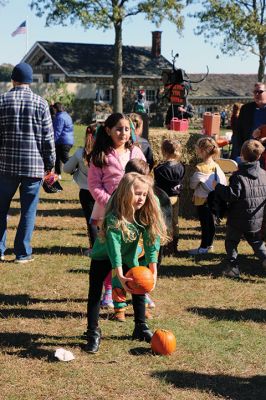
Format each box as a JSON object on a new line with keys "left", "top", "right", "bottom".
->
{"left": 90, "top": 214, "right": 160, "bottom": 268}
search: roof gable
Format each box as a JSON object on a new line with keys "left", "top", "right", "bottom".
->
{"left": 24, "top": 41, "right": 172, "bottom": 77}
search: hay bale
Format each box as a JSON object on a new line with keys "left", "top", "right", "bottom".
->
{"left": 149, "top": 129, "right": 202, "bottom": 218}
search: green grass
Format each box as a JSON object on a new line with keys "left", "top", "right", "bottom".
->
{"left": 0, "top": 126, "right": 265, "bottom": 400}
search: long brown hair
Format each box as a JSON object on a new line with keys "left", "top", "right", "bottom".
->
{"left": 87, "top": 113, "right": 134, "bottom": 168}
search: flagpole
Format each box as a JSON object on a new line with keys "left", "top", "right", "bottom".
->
{"left": 26, "top": 16, "right": 28, "bottom": 53}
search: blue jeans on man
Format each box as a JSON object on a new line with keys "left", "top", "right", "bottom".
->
{"left": 0, "top": 175, "right": 42, "bottom": 260}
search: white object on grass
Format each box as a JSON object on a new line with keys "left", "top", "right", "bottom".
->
{"left": 55, "top": 348, "right": 75, "bottom": 362}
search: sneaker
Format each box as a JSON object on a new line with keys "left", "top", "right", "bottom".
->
{"left": 58, "top": 174, "right": 62, "bottom": 180}
{"left": 113, "top": 308, "right": 126, "bottom": 322}
{"left": 0, "top": 255, "right": 5, "bottom": 261}
{"left": 223, "top": 266, "right": 240, "bottom": 278}
{"left": 101, "top": 290, "right": 114, "bottom": 310}
{"left": 188, "top": 246, "right": 213, "bottom": 255}
{"left": 15, "top": 255, "right": 34, "bottom": 264}
{"left": 145, "top": 308, "right": 153, "bottom": 320}
{"left": 145, "top": 293, "right": 155, "bottom": 309}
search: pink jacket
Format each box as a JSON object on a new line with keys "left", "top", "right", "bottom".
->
{"left": 88, "top": 146, "right": 146, "bottom": 207}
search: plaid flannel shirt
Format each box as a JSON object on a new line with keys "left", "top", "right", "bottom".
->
{"left": 0, "top": 86, "right": 55, "bottom": 178}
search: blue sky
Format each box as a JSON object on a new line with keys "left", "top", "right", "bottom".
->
{"left": 0, "top": 0, "right": 259, "bottom": 74}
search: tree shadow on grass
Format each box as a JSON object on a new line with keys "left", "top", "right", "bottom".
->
{"left": 158, "top": 260, "right": 224, "bottom": 279}
{"left": 33, "top": 246, "right": 85, "bottom": 255}
{"left": 12, "top": 197, "right": 80, "bottom": 205}
{"left": 0, "top": 331, "right": 80, "bottom": 361}
{"left": 68, "top": 267, "right": 89, "bottom": 274}
{"left": 187, "top": 307, "right": 266, "bottom": 323}
{"left": 37, "top": 209, "right": 84, "bottom": 218}
{"left": 0, "top": 293, "right": 86, "bottom": 306}
{"left": 151, "top": 370, "right": 266, "bottom": 400}
{"left": 159, "top": 255, "right": 266, "bottom": 281}
{"left": 0, "top": 308, "right": 85, "bottom": 319}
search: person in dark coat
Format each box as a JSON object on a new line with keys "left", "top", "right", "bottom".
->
{"left": 213, "top": 139, "right": 266, "bottom": 278}
{"left": 165, "top": 102, "right": 194, "bottom": 129}
{"left": 53, "top": 102, "right": 74, "bottom": 177}
{"left": 237, "top": 82, "right": 266, "bottom": 152}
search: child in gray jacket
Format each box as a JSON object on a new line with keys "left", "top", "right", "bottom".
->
{"left": 213, "top": 139, "right": 266, "bottom": 277}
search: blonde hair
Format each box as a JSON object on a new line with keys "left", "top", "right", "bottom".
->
{"left": 161, "top": 139, "right": 182, "bottom": 161}
{"left": 129, "top": 113, "right": 143, "bottom": 130}
{"left": 241, "top": 139, "right": 265, "bottom": 162}
{"left": 101, "top": 172, "right": 169, "bottom": 245}
{"left": 196, "top": 136, "right": 220, "bottom": 159}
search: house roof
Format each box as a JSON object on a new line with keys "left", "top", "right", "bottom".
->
{"left": 186, "top": 73, "right": 261, "bottom": 99}
{"left": 24, "top": 41, "right": 172, "bottom": 77}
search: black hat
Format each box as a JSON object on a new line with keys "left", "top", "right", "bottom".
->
{"left": 11, "top": 62, "right": 33, "bottom": 83}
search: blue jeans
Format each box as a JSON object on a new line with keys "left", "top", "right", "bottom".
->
{"left": 0, "top": 175, "right": 42, "bottom": 259}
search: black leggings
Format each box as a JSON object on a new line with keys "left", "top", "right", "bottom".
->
{"left": 87, "top": 259, "right": 146, "bottom": 330}
{"left": 197, "top": 203, "right": 215, "bottom": 248}
{"left": 55, "top": 144, "right": 72, "bottom": 175}
{"left": 79, "top": 189, "right": 97, "bottom": 247}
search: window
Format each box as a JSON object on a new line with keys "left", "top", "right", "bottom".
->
{"left": 95, "top": 88, "right": 112, "bottom": 103}
{"left": 145, "top": 89, "right": 156, "bottom": 102}
{"left": 32, "top": 74, "right": 43, "bottom": 83}
{"left": 49, "top": 74, "right": 65, "bottom": 83}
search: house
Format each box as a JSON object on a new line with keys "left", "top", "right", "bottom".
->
{"left": 21, "top": 31, "right": 264, "bottom": 123}
{"left": 22, "top": 31, "right": 171, "bottom": 112}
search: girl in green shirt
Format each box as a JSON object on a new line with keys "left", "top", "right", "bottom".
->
{"left": 84, "top": 172, "right": 168, "bottom": 353}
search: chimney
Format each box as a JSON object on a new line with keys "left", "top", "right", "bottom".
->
{"left": 151, "top": 31, "right": 162, "bottom": 58}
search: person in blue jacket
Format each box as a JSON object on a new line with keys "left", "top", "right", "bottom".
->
{"left": 53, "top": 102, "right": 74, "bottom": 177}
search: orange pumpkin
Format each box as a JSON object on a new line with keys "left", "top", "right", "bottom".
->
{"left": 125, "top": 266, "right": 154, "bottom": 295}
{"left": 151, "top": 329, "right": 176, "bottom": 355}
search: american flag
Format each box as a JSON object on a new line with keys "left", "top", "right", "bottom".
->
{"left": 11, "top": 20, "right": 27, "bottom": 37}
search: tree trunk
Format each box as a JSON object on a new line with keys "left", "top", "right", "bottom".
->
{"left": 257, "top": 37, "right": 265, "bottom": 83}
{"left": 113, "top": 22, "right": 123, "bottom": 113}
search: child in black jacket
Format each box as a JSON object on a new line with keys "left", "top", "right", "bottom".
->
{"left": 154, "top": 139, "right": 185, "bottom": 255}
{"left": 213, "top": 139, "right": 266, "bottom": 277}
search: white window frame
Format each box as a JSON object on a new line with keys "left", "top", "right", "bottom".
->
{"left": 95, "top": 88, "right": 112, "bottom": 103}
{"left": 49, "top": 74, "right": 65, "bottom": 83}
{"left": 32, "top": 74, "right": 43, "bottom": 83}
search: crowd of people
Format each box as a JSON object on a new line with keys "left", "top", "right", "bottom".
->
{"left": 0, "top": 62, "right": 266, "bottom": 354}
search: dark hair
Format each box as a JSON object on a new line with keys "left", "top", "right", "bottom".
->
{"left": 125, "top": 159, "right": 150, "bottom": 175}
{"left": 161, "top": 139, "right": 182, "bottom": 161}
{"left": 89, "top": 113, "right": 133, "bottom": 167}
{"left": 83, "top": 123, "right": 97, "bottom": 163}
{"left": 241, "top": 139, "right": 265, "bottom": 162}
{"left": 53, "top": 102, "right": 64, "bottom": 112}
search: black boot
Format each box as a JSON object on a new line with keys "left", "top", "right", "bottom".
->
{"left": 132, "top": 323, "right": 153, "bottom": 343}
{"left": 84, "top": 328, "right": 101, "bottom": 353}
{"left": 173, "top": 236, "right": 179, "bottom": 256}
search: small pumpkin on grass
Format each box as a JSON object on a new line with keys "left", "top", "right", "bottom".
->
{"left": 125, "top": 266, "right": 154, "bottom": 295}
{"left": 151, "top": 329, "right": 177, "bottom": 355}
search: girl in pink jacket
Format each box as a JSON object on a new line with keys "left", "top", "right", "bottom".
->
{"left": 87, "top": 113, "right": 146, "bottom": 312}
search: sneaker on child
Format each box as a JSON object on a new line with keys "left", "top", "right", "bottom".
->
{"left": 145, "top": 293, "right": 155, "bottom": 308}
{"left": 113, "top": 308, "right": 126, "bottom": 322}
{"left": 223, "top": 265, "right": 240, "bottom": 278}
{"left": 100, "top": 290, "right": 114, "bottom": 310}
{"left": 188, "top": 246, "right": 213, "bottom": 255}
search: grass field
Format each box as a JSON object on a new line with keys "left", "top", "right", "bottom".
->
{"left": 0, "top": 126, "right": 265, "bottom": 400}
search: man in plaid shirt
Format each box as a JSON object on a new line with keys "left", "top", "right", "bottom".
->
{"left": 0, "top": 62, "right": 55, "bottom": 263}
